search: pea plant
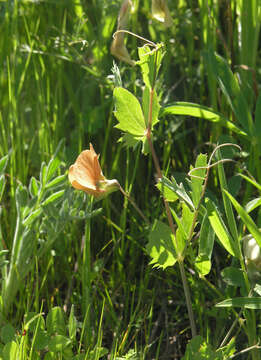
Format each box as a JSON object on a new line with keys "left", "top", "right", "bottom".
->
{"left": 112, "top": 40, "right": 261, "bottom": 359}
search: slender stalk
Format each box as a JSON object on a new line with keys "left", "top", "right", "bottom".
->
{"left": 82, "top": 199, "right": 93, "bottom": 347}
{"left": 1, "top": 212, "right": 22, "bottom": 322}
{"left": 146, "top": 84, "right": 197, "bottom": 337}
{"left": 118, "top": 184, "right": 149, "bottom": 224}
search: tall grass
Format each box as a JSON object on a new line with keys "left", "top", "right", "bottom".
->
{"left": 1, "top": 0, "right": 261, "bottom": 358}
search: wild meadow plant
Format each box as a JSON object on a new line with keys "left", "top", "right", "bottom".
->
{"left": 64, "top": 38, "right": 261, "bottom": 358}
{"left": 1, "top": 0, "right": 261, "bottom": 359}
{"left": 109, "top": 40, "right": 261, "bottom": 359}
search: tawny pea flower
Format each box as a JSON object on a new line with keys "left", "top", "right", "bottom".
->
{"left": 111, "top": 32, "right": 135, "bottom": 66}
{"left": 118, "top": 0, "right": 133, "bottom": 30}
{"left": 111, "top": 0, "right": 135, "bottom": 66}
{"left": 151, "top": 0, "right": 173, "bottom": 27}
{"left": 68, "top": 144, "right": 119, "bottom": 200}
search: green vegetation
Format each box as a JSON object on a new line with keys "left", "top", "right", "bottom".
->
{"left": 1, "top": 0, "right": 261, "bottom": 359}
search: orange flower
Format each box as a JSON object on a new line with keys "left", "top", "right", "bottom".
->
{"left": 69, "top": 144, "right": 119, "bottom": 199}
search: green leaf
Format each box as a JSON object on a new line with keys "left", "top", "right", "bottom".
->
{"left": 206, "top": 198, "right": 238, "bottom": 257}
{"left": 23, "top": 207, "right": 43, "bottom": 227}
{"left": 48, "top": 335, "right": 71, "bottom": 352}
{"left": 24, "top": 312, "right": 45, "bottom": 332}
{"left": 68, "top": 305, "right": 77, "bottom": 341}
{"left": 0, "top": 154, "right": 8, "bottom": 174}
{"left": 156, "top": 180, "right": 178, "bottom": 202}
{"left": 182, "top": 335, "right": 222, "bottom": 360}
{"left": 46, "top": 174, "right": 67, "bottom": 189}
{"left": 45, "top": 139, "right": 64, "bottom": 183}
{"left": 223, "top": 190, "right": 261, "bottom": 249}
{"left": 195, "top": 212, "right": 215, "bottom": 276}
{"left": 221, "top": 267, "right": 245, "bottom": 287}
{"left": 0, "top": 324, "right": 16, "bottom": 344}
{"left": 238, "top": 173, "right": 261, "bottom": 192}
{"left": 204, "top": 51, "right": 253, "bottom": 134}
{"left": 24, "top": 312, "right": 48, "bottom": 351}
{"left": 15, "top": 184, "right": 28, "bottom": 214}
{"left": 137, "top": 44, "right": 165, "bottom": 88}
{"left": 114, "top": 87, "right": 146, "bottom": 136}
{"left": 216, "top": 297, "right": 261, "bottom": 309}
{"left": 46, "top": 157, "right": 61, "bottom": 183}
{"left": 0, "top": 174, "right": 6, "bottom": 201}
{"left": 254, "top": 91, "right": 261, "bottom": 152}
{"left": 195, "top": 254, "right": 211, "bottom": 276}
{"left": 146, "top": 220, "right": 177, "bottom": 269}
{"left": 88, "top": 347, "right": 109, "bottom": 359}
{"left": 216, "top": 149, "right": 238, "bottom": 242}
{"left": 190, "top": 153, "right": 207, "bottom": 208}
{"left": 46, "top": 307, "right": 66, "bottom": 336}
{"left": 142, "top": 86, "right": 160, "bottom": 128}
{"left": 29, "top": 176, "right": 40, "bottom": 197}
{"left": 0, "top": 250, "right": 8, "bottom": 268}
{"left": 162, "top": 102, "right": 247, "bottom": 137}
{"left": 245, "top": 197, "right": 261, "bottom": 213}
{"left": 40, "top": 162, "right": 47, "bottom": 187}
{"left": 254, "top": 284, "right": 261, "bottom": 296}
{"left": 160, "top": 176, "right": 195, "bottom": 210}
{"left": 41, "top": 190, "right": 65, "bottom": 207}
{"left": 170, "top": 203, "right": 194, "bottom": 253}
{"left": 3, "top": 341, "right": 19, "bottom": 359}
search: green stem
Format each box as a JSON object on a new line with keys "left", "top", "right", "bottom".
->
{"left": 178, "top": 260, "right": 197, "bottom": 337}
{"left": 82, "top": 199, "right": 93, "bottom": 347}
{"left": 146, "top": 84, "right": 196, "bottom": 337}
{"left": 245, "top": 309, "right": 259, "bottom": 360}
{"left": 1, "top": 212, "right": 22, "bottom": 321}
{"left": 118, "top": 184, "right": 149, "bottom": 224}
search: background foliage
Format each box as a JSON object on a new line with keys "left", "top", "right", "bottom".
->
{"left": 1, "top": 0, "right": 261, "bottom": 358}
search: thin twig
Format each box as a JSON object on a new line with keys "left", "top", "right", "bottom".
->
{"left": 118, "top": 184, "right": 150, "bottom": 224}
{"left": 112, "top": 30, "right": 157, "bottom": 47}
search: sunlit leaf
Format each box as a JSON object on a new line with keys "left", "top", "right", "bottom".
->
{"left": 245, "top": 197, "right": 261, "bottom": 213}
{"left": 114, "top": 87, "right": 147, "bottom": 149}
{"left": 182, "top": 335, "right": 223, "bottom": 360}
{"left": 114, "top": 87, "right": 146, "bottom": 136}
{"left": 146, "top": 220, "right": 177, "bottom": 269}
{"left": 195, "top": 212, "right": 215, "bottom": 276}
{"left": 206, "top": 198, "right": 238, "bottom": 257}
{"left": 189, "top": 153, "right": 207, "bottom": 208}
{"left": 159, "top": 176, "right": 194, "bottom": 210}
{"left": 156, "top": 180, "right": 179, "bottom": 202}
{"left": 0, "top": 154, "right": 8, "bottom": 174}
{"left": 137, "top": 44, "right": 165, "bottom": 89}
{"left": 162, "top": 102, "right": 247, "bottom": 136}
{"left": 224, "top": 190, "right": 261, "bottom": 249}
{"left": 204, "top": 51, "right": 253, "bottom": 134}
{"left": 29, "top": 176, "right": 40, "bottom": 197}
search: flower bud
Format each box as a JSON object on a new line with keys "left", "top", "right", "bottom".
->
{"left": 118, "top": 0, "right": 133, "bottom": 30}
{"left": 111, "top": 0, "right": 135, "bottom": 65}
{"left": 243, "top": 235, "right": 261, "bottom": 281}
{"left": 110, "top": 32, "right": 135, "bottom": 66}
{"left": 151, "top": 0, "right": 173, "bottom": 28}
